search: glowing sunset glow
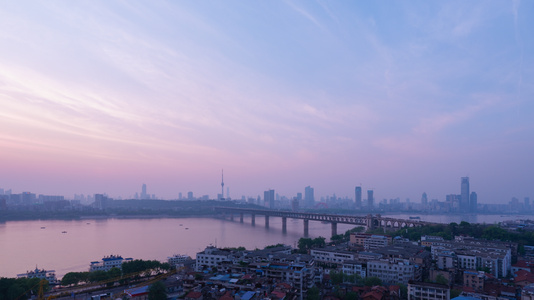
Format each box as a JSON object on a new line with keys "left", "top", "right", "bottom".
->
{"left": 0, "top": 1, "right": 533, "bottom": 202}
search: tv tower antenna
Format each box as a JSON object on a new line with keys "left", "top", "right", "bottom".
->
{"left": 221, "top": 169, "right": 224, "bottom": 200}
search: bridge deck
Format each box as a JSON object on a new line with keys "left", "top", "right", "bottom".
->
{"left": 214, "top": 207, "right": 436, "bottom": 228}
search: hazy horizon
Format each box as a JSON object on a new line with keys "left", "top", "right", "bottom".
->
{"left": 1, "top": 1, "right": 533, "bottom": 203}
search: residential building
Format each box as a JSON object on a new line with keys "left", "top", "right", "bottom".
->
{"left": 17, "top": 267, "right": 59, "bottom": 285}
{"left": 342, "top": 260, "right": 367, "bottom": 278}
{"left": 463, "top": 270, "right": 486, "bottom": 292}
{"left": 350, "top": 233, "right": 392, "bottom": 249}
{"left": 195, "top": 247, "right": 234, "bottom": 271}
{"left": 168, "top": 254, "right": 192, "bottom": 266}
{"left": 89, "top": 255, "right": 132, "bottom": 272}
{"left": 408, "top": 281, "right": 450, "bottom": 300}
{"left": 310, "top": 247, "right": 356, "bottom": 266}
{"left": 367, "top": 259, "right": 416, "bottom": 285}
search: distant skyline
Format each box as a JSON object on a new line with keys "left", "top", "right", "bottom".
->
{"left": 1, "top": 1, "right": 533, "bottom": 203}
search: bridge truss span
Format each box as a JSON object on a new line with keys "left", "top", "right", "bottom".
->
{"left": 214, "top": 207, "right": 436, "bottom": 237}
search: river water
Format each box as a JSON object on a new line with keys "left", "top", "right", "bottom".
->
{"left": 0, "top": 214, "right": 530, "bottom": 278}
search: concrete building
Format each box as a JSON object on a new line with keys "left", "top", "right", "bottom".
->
{"left": 304, "top": 186, "right": 314, "bottom": 208}
{"left": 470, "top": 191, "right": 478, "bottom": 213}
{"left": 431, "top": 239, "right": 512, "bottom": 277}
{"left": 341, "top": 260, "right": 367, "bottom": 278}
{"left": 90, "top": 255, "right": 132, "bottom": 272}
{"left": 17, "top": 267, "right": 59, "bottom": 285}
{"left": 367, "top": 259, "right": 416, "bottom": 285}
{"left": 310, "top": 247, "right": 356, "bottom": 266}
{"left": 461, "top": 177, "right": 470, "bottom": 213}
{"left": 355, "top": 186, "right": 362, "bottom": 209}
{"left": 167, "top": 254, "right": 192, "bottom": 267}
{"left": 408, "top": 281, "right": 450, "bottom": 300}
{"left": 365, "top": 235, "right": 391, "bottom": 250}
{"left": 350, "top": 233, "right": 392, "bottom": 249}
{"left": 264, "top": 189, "right": 275, "bottom": 209}
{"left": 367, "top": 190, "right": 374, "bottom": 209}
{"left": 195, "top": 246, "right": 234, "bottom": 271}
{"left": 463, "top": 270, "right": 486, "bottom": 292}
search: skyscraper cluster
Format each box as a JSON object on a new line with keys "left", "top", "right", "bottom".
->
{"left": 354, "top": 186, "right": 374, "bottom": 210}
{"left": 460, "top": 177, "right": 478, "bottom": 213}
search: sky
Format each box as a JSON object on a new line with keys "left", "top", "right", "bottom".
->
{"left": 0, "top": 1, "right": 533, "bottom": 203}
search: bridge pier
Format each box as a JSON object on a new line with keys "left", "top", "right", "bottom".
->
{"left": 240, "top": 213, "right": 244, "bottom": 223}
{"left": 303, "top": 219, "right": 309, "bottom": 237}
{"left": 331, "top": 222, "right": 338, "bottom": 237}
{"left": 282, "top": 217, "right": 287, "bottom": 233}
{"left": 251, "top": 214, "right": 255, "bottom": 226}
{"left": 265, "top": 215, "right": 269, "bottom": 228}
{"left": 230, "top": 214, "right": 234, "bottom": 221}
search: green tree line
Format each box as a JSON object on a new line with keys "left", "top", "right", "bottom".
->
{"left": 0, "top": 277, "right": 47, "bottom": 300}
{"left": 61, "top": 259, "right": 171, "bottom": 286}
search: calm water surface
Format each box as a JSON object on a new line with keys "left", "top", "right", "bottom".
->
{"left": 1, "top": 214, "right": 530, "bottom": 278}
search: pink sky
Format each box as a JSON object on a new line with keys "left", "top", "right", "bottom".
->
{"left": 1, "top": 1, "right": 533, "bottom": 202}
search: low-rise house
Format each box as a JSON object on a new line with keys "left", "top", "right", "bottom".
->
{"left": 124, "top": 285, "right": 149, "bottom": 300}
{"left": 515, "top": 270, "right": 534, "bottom": 288}
{"left": 463, "top": 270, "right": 486, "bottom": 292}
{"left": 185, "top": 291, "right": 203, "bottom": 300}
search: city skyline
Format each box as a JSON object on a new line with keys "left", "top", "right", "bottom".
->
{"left": 0, "top": 175, "right": 528, "bottom": 206}
{"left": 1, "top": 1, "right": 533, "bottom": 203}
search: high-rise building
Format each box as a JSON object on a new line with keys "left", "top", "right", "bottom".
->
{"left": 296, "top": 192, "right": 302, "bottom": 201}
{"left": 141, "top": 184, "right": 147, "bottom": 199}
{"left": 304, "top": 186, "right": 314, "bottom": 208}
{"left": 21, "top": 192, "right": 36, "bottom": 205}
{"left": 264, "top": 189, "right": 275, "bottom": 209}
{"left": 525, "top": 197, "right": 531, "bottom": 211}
{"left": 355, "top": 186, "right": 362, "bottom": 209}
{"left": 421, "top": 192, "right": 428, "bottom": 205}
{"left": 461, "top": 177, "right": 470, "bottom": 213}
{"left": 221, "top": 169, "right": 224, "bottom": 200}
{"left": 291, "top": 197, "right": 299, "bottom": 211}
{"left": 367, "top": 190, "right": 374, "bottom": 209}
{"left": 470, "top": 192, "right": 477, "bottom": 213}
{"left": 94, "top": 194, "right": 109, "bottom": 210}
{"left": 187, "top": 191, "right": 193, "bottom": 200}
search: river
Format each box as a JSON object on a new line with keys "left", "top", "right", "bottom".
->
{"left": 0, "top": 213, "right": 530, "bottom": 278}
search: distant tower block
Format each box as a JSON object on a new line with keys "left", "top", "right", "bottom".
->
{"left": 355, "top": 186, "right": 362, "bottom": 209}
{"left": 367, "top": 190, "right": 374, "bottom": 209}
{"left": 221, "top": 169, "right": 224, "bottom": 200}
{"left": 141, "top": 184, "right": 147, "bottom": 199}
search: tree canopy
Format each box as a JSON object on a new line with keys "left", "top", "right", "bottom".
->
{"left": 148, "top": 281, "right": 167, "bottom": 300}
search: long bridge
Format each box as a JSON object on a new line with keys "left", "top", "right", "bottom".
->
{"left": 214, "top": 207, "right": 437, "bottom": 237}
